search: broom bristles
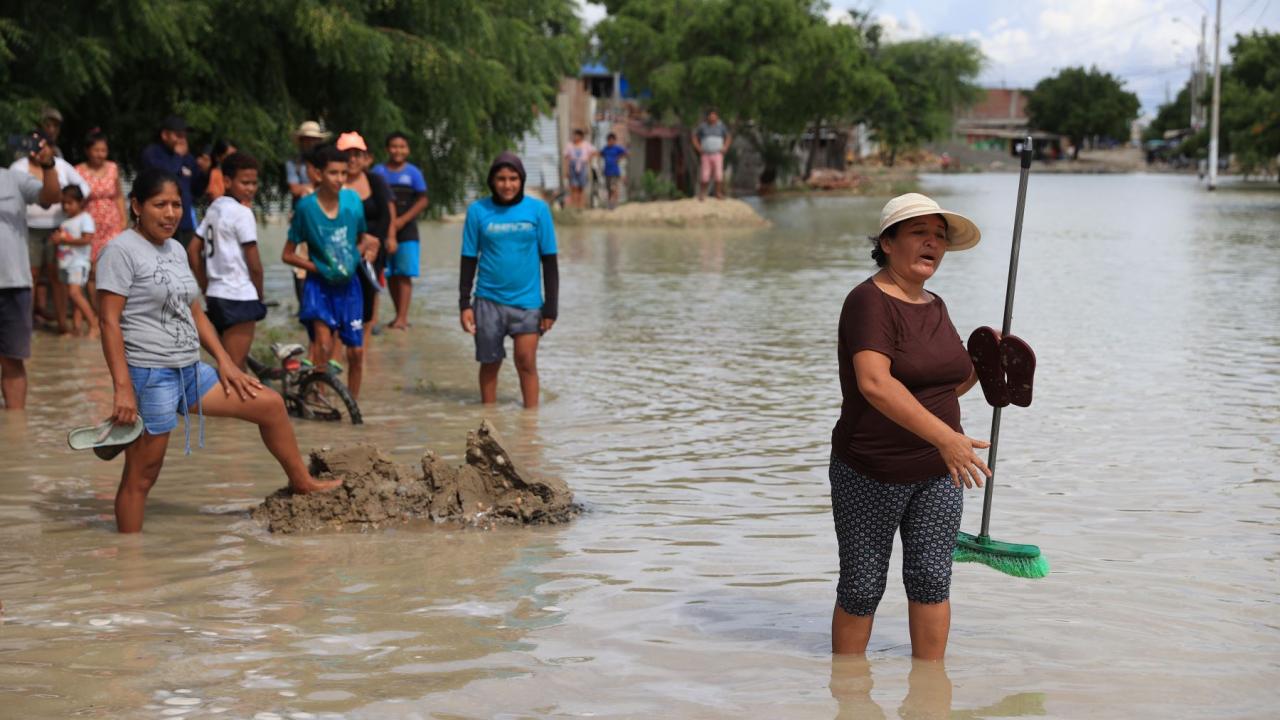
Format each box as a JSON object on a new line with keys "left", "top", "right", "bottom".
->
{"left": 953, "top": 545, "right": 1050, "bottom": 578}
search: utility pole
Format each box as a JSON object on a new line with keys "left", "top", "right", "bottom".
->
{"left": 1208, "top": 0, "right": 1222, "bottom": 190}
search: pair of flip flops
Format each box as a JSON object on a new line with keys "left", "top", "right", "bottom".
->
{"left": 968, "top": 327, "right": 1036, "bottom": 408}
{"left": 67, "top": 419, "right": 144, "bottom": 460}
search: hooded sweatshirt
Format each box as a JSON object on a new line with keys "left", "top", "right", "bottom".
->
{"left": 458, "top": 152, "right": 558, "bottom": 317}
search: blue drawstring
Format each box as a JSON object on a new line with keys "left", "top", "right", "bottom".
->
{"left": 178, "top": 363, "right": 206, "bottom": 455}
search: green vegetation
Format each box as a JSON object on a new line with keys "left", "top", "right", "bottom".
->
{"left": 1144, "top": 31, "right": 1278, "bottom": 178}
{"left": 1026, "top": 66, "right": 1140, "bottom": 159}
{"left": 638, "top": 169, "right": 681, "bottom": 200}
{"left": 0, "top": 0, "right": 584, "bottom": 211}
{"left": 1143, "top": 83, "right": 1193, "bottom": 143}
{"left": 596, "top": 1, "right": 982, "bottom": 185}
{"left": 1220, "top": 31, "right": 1280, "bottom": 177}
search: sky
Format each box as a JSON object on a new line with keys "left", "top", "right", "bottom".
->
{"left": 578, "top": 0, "right": 1280, "bottom": 116}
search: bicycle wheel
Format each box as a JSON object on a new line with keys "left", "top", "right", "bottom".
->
{"left": 297, "top": 371, "right": 363, "bottom": 425}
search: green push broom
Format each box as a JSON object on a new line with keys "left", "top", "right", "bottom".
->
{"left": 953, "top": 137, "right": 1049, "bottom": 579}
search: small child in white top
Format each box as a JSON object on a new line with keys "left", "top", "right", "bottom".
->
{"left": 52, "top": 184, "right": 98, "bottom": 336}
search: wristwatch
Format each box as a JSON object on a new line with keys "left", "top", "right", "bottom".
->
{"left": 39, "top": 158, "right": 55, "bottom": 170}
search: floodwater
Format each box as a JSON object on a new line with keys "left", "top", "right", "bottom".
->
{"left": 2, "top": 173, "right": 1278, "bottom": 719}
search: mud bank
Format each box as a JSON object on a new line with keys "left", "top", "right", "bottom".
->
{"left": 569, "top": 197, "right": 769, "bottom": 228}
{"left": 252, "top": 421, "right": 580, "bottom": 533}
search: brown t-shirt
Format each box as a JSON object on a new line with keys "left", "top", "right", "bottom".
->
{"left": 831, "top": 278, "right": 972, "bottom": 483}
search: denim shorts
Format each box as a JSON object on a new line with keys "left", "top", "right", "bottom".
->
{"left": 474, "top": 296, "right": 541, "bottom": 363}
{"left": 128, "top": 363, "right": 219, "bottom": 450}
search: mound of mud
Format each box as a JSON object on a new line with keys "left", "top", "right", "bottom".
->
{"left": 252, "top": 421, "right": 580, "bottom": 534}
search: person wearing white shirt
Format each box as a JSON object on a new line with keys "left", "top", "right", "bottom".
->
{"left": 189, "top": 153, "right": 266, "bottom": 370}
{"left": 10, "top": 151, "right": 91, "bottom": 333}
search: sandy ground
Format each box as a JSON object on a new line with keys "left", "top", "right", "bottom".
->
{"left": 568, "top": 197, "right": 770, "bottom": 228}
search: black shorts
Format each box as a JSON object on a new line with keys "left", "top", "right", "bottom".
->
{"left": 0, "top": 288, "right": 33, "bottom": 359}
{"left": 205, "top": 296, "right": 267, "bottom": 334}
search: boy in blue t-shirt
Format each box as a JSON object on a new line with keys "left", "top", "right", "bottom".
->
{"left": 599, "top": 133, "right": 628, "bottom": 210}
{"left": 282, "top": 144, "right": 378, "bottom": 399}
{"left": 371, "top": 131, "right": 429, "bottom": 330}
{"left": 458, "top": 152, "right": 558, "bottom": 409}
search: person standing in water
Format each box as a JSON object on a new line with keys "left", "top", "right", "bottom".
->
{"left": 829, "top": 193, "right": 990, "bottom": 659}
{"left": 458, "top": 152, "right": 558, "bottom": 408}
{"left": 96, "top": 169, "right": 339, "bottom": 533}
{"left": 372, "top": 132, "right": 428, "bottom": 330}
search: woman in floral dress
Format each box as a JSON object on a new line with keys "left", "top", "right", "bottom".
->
{"left": 75, "top": 129, "right": 127, "bottom": 262}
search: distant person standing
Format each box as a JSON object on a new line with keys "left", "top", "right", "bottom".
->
{"left": 338, "top": 132, "right": 396, "bottom": 345}
{"left": 76, "top": 129, "right": 128, "bottom": 263}
{"left": 190, "top": 153, "right": 267, "bottom": 371}
{"left": 562, "top": 129, "right": 595, "bottom": 209}
{"left": 458, "top": 152, "right": 558, "bottom": 409}
{"left": 286, "top": 121, "right": 329, "bottom": 207}
{"left": 10, "top": 135, "right": 91, "bottom": 334}
{"left": 38, "top": 107, "right": 64, "bottom": 158}
{"left": 138, "top": 115, "right": 208, "bottom": 247}
{"left": 201, "top": 139, "right": 238, "bottom": 202}
{"left": 600, "top": 133, "right": 628, "bottom": 210}
{"left": 693, "top": 109, "right": 732, "bottom": 200}
{"left": 0, "top": 138, "right": 61, "bottom": 409}
{"left": 372, "top": 132, "right": 428, "bottom": 331}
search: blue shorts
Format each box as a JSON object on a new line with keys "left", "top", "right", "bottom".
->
{"left": 568, "top": 165, "right": 589, "bottom": 188}
{"left": 205, "top": 296, "right": 267, "bottom": 333}
{"left": 128, "top": 363, "right": 219, "bottom": 451}
{"left": 386, "top": 240, "right": 419, "bottom": 278}
{"left": 299, "top": 276, "right": 363, "bottom": 347}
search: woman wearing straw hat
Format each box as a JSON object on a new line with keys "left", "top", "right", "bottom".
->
{"left": 830, "top": 193, "right": 991, "bottom": 659}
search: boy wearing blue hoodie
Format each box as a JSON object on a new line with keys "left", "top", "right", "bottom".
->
{"left": 458, "top": 152, "right": 559, "bottom": 408}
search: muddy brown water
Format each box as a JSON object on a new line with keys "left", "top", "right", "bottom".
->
{"left": 1, "top": 174, "right": 1277, "bottom": 718}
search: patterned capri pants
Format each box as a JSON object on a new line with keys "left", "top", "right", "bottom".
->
{"left": 829, "top": 453, "right": 963, "bottom": 616}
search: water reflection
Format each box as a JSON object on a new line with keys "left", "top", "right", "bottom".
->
{"left": 831, "top": 657, "right": 1047, "bottom": 720}
{"left": 1, "top": 175, "right": 1277, "bottom": 717}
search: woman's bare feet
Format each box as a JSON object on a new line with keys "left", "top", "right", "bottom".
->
{"left": 290, "top": 475, "right": 343, "bottom": 494}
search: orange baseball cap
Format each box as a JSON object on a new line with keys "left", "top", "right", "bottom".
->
{"left": 336, "top": 132, "right": 368, "bottom": 152}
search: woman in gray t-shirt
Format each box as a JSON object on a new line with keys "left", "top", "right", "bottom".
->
{"left": 96, "top": 169, "right": 339, "bottom": 533}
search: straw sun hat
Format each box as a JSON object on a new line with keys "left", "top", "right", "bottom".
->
{"left": 877, "top": 193, "right": 981, "bottom": 251}
{"left": 292, "top": 120, "right": 331, "bottom": 140}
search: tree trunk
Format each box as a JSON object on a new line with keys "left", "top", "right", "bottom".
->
{"left": 1071, "top": 137, "right": 1081, "bottom": 160}
{"left": 887, "top": 146, "right": 897, "bottom": 167}
{"left": 803, "top": 119, "right": 822, "bottom": 180}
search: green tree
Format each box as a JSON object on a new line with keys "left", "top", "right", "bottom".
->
{"left": 866, "top": 37, "right": 983, "bottom": 166}
{"left": 1144, "top": 82, "right": 1193, "bottom": 143}
{"left": 597, "top": 0, "right": 900, "bottom": 187}
{"left": 0, "top": 0, "right": 584, "bottom": 211}
{"left": 1026, "top": 66, "right": 1140, "bottom": 159}
{"left": 1219, "top": 31, "right": 1280, "bottom": 177}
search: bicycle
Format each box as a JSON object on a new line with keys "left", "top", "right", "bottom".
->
{"left": 246, "top": 343, "right": 363, "bottom": 425}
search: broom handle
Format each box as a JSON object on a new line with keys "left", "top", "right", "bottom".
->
{"left": 979, "top": 137, "right": 1033, "bottom": 539}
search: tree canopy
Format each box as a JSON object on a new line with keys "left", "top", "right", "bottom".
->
{"left": 596, "top": 0, "right": 981, "bottom": 183}
{"left": 0, "top": 0, "right": 584, "bottom": 210}
{"left": 1144, "top": 82, "right": 1193, "bottom": 143}
{"left": 1026, "top": 66, "right": 1140, "bottom": 158}
{"left": 1219, "top": 31, "right": 1280, "bottom": 175}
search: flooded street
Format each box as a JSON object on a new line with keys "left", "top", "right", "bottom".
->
{"left": 2, "top": 173, "right": 1277, "bottom": 718}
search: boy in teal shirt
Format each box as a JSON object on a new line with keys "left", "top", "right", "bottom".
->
{"left": 282, "top": 144, "right": 377, "bottom": 399}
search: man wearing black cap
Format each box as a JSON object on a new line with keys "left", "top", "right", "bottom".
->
{"left": 138, "top": 115, "right": 208, "bottom": 247}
